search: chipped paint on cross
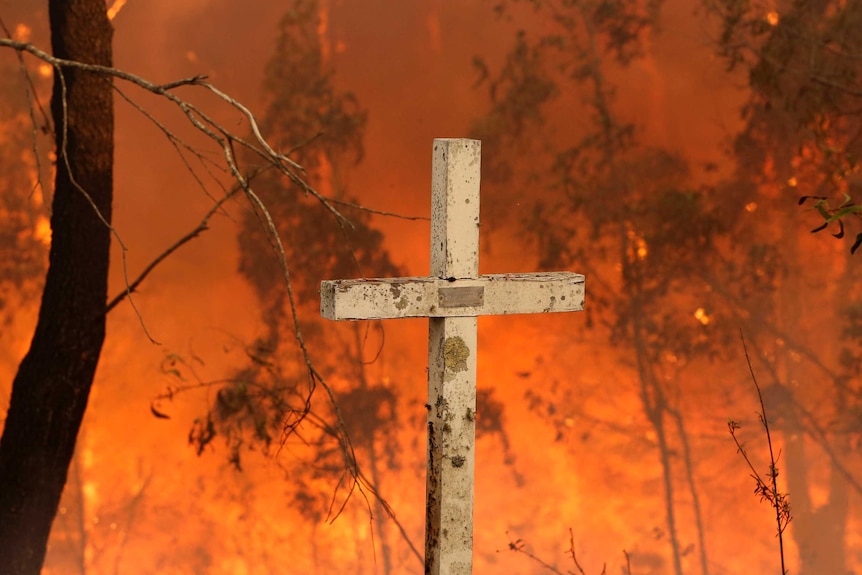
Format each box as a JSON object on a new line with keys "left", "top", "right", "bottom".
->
{"left": 320, "top": 138, "right": 585, "bottom": 575}
{"left": 443, "top": 336, "right": 470, "bottom": 380}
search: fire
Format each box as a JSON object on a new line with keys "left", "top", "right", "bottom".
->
{"left": 107, "top": 0, "right": 127, "bottom": 21}
{"left": 0, "top": 1, "right": 853, "bottom": 574}
{"left": 14, "top": 23, "right": 31, "bottom": 42}
{"left": 693, "top": 307, "right": 711, "bottom": 325}
{"left": 34, "top": 216, "right": 51, "bottom": 245}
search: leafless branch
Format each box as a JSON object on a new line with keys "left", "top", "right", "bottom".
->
{"left": 323, "top": 196, "right": 430, "bottom": 221}
{"left": 104, "top": 168, "right": 264, "bottom": 314}
{"left": 1, "top": 34, "right": 404, "bottom": 562}
{"left": 504, "top": 532, "right": 576, "bottom": 575}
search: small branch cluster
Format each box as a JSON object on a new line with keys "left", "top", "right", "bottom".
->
{"left": 728, "top": 334, "right": 791, "bottom": 575}
{"left": 503, "top": 529, "right": 629, "bottom": 575}
{"left": 799, "top": 194, "right": 862, "bottom": 254}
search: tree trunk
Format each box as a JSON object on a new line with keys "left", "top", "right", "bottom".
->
{"left": 0, "top": 0, "right": 113, "bottom": 572}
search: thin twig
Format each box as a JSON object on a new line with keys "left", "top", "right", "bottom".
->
{"left": 568, "top": 528, "right": 587, "bottom": 575}
{"left": 0, "top": 36, "right": 413, "bottom": 566}
{"left": 104, "top": 169, "right": 264, "bottom": 313}
{"left": 323, "top": 196, "right": 430, "bottom": 221}
{"left": 505, "top": 532, "right": 567, "bottom": 575}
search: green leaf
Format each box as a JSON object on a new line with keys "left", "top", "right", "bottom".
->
{"left": 825, "top": 204, "right": 862, "bottom": 224}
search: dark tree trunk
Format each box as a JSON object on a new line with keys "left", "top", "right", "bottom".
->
{"left": 0, "top": 1, "right": 113, "bottom": 572}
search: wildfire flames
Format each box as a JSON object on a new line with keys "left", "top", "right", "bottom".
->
{"left": 1, "top": 0, "right": 860, "bottom": 574}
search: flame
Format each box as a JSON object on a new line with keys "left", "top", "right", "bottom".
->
{"left": 34, "top": 216, "right": 52, "bottom": 245}
{"left": 0, "top": 2, "right": 847, "bottom": 574}
{"left": 636, "top": 238, "right": 648, "bottom": 260}
{"left": 107, "top": 0, "right": 127, "bottom": 21}
{"left": 766, "top": 11, "right": 780, "bottom": 26}
{"left": 626, "top": 227, "right": 649, "bottom": 261}
{"left": 318, "top": 0, "right": 330, "bottom": 63}
{"left": 14, "top": 23, "right": 31, "bottom": 42}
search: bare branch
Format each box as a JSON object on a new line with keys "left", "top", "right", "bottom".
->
{"left": 1, "top": 35, "right": 410, "bottom": 561}
{"left": 104, "top": 168, "right": 266, "bottom": 314}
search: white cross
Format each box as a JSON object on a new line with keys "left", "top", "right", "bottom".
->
{"left": 320, "top": 138, "right": 584, "bottom": 575}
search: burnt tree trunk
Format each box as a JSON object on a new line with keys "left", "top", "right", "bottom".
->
{"left": 0, "top": 1, "right": 113, "bottom": 573}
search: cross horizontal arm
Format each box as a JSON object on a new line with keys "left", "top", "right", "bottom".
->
{"left": 320, "top": 272, "right": 584, "bottom": 320}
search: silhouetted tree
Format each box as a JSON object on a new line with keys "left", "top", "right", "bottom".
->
{"left": 180, "top": 2, "right": 420, "bottom": 570}
{"left": 0, "top": 1, "right": 113, "bottom": 572}
{"left": 708, "top": 0, "right": 862, "bottom": 251}
{"left": 707, "top": 1, "right": 862, "bottom": 571}
{"left": 472, "top": 3, "right": 753, "bottom": 574}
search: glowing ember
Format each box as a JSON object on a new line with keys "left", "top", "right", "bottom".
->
{"left": 766, "top": 11, "right": 780, "bottom": 25}
{"left": 14, "top": 23, "right": 31, "bottom": 42}
{"left": 34, "top": 217, "right": 51, "bottom": 245}
{"left": 694, "top": 307, "right": 710, "bottom": 325}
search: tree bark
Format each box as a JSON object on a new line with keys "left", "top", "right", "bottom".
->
{"left": 0, "top": 0, "right": 113, "bottom": 572}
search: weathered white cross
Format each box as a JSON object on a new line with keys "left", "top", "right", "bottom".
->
{"left": 320, "top": 139, "right": 585, "bottom": 575}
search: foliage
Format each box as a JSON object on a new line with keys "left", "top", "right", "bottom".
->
{"left": 186, "top": 1, "right": 403, "bottom": 501}
{"left": 706, "top": 0, "right": 862, "bottom": 251}
{"left": 469, "top": 2, "right": 795, "bottom": 574}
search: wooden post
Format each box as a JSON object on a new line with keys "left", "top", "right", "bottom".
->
{"left": 321, "top": 139, "right": 585, "bottom": 575}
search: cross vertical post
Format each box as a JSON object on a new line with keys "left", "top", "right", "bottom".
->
{"left": 425, "top": 139, "right": 481, "bottom": 575}
{"left": 320, "top": 138, "right": 585, "bottom": 575}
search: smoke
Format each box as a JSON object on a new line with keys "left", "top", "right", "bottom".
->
{"left": 3, "top": 0, "right": 854, "bottom": 573}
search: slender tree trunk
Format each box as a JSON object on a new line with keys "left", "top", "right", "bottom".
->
{"left": 632, "top": 319, "right": 684, "bottom": 575}
{"left": 670, "top": 408, "right": 710, "bottom": 575}
{"left": 0, "top": 1, "right": 113, "bottom": 572}
{"left": 350, "top": 325, "right": 393, "bottom": 575}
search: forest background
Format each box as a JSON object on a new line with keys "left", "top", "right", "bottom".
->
{"left": 1, "top": 0, "right": 861, "bottom": 574}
